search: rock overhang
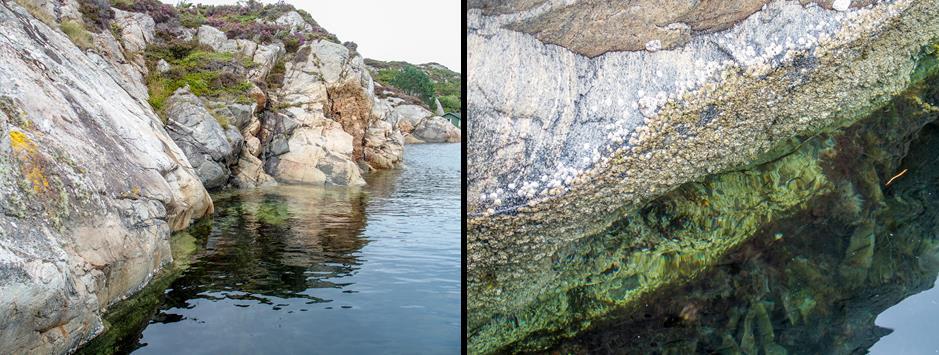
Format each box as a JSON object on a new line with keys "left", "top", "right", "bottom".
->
{"left": 469, "top": 0, "right": 907, "bottom": 217}
{"left": 468, "top": 0, "right": 939, "bottom": 351}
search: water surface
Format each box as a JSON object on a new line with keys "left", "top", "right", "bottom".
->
{"left": 96, "top": 143, "right": 461, "bottom": 354}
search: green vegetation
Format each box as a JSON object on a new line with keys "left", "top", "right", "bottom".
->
{"left": 367, "top": 59, "right": 462, "bottom": 113}
{"left": 438, "top": 95, "right": 461, "bottom": 113}
{"left": 144, "top": 41, "right": 253, "bottom": 119}
{"left": 13, "top": 0, "right": 55, "bottom": 27}
{"left": 60, "top": 20, "right": 94, "bottom": 50}
{"left": 389, "top": 65, "right": 436, "bottom": 107}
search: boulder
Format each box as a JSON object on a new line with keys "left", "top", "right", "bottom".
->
{"left": 249, "top": 42, "right": 285, "bottom": 81}
{"left": 363, "top": 119, "right": 404, "bottom": 169}
{"left": 260, "top": 109, "right": 366, "bottom": 186}
{"left": 388, "top": 103, "right": 433, "bottom": 133}
{"left": 164, "top": 87, "right": 238, "bottom": 189}
{"left": 411, "top": 116, "right": 461, "bottom": 143}
{"left": 275, "top": 11, "right": 313, "bottom": 32}
{"left": 197, "top": 25, "right": 257, "bottom": 58}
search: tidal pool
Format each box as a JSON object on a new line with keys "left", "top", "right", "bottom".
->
{"left": 80, "top": 143, "right": 461, "bottom": 354}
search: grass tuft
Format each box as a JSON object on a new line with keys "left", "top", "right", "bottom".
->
{"left": 60, "top": 20, "right": 95, "bottom": 50}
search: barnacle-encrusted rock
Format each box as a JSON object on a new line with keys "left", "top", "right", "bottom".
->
{"left": 467, "top": 0, "right": 939, "bottom": 353}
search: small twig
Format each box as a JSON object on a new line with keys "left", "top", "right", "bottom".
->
{"left": 885, "top": 168, "right": 908, "bottom": 186}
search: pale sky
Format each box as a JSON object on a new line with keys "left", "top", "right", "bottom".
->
{"left": 162, "top": 0, "right": 461, "bottom": 71}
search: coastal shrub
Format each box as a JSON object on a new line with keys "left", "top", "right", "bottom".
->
{"left": 211, "top": 110, "right": 231, "bottom": 129}
{"left": 265, "top": 58, "right": 287, "bottom": 90}
{"left": 373, "top": 68, "right": 397, "bottom": 86}
{"left": 145, "top": 42, "right": 253, "bottom": 117}
{"left": 77, "top": 0, "right": 113, "bottom": 33}
{"left": 178, "top": 10, "right": 206, "bottom": 28}
{"left": 438, "top": 95, "right": 461, "bottom": 113}
{"left": 195, "top": 0, "right": 338, "bottom": 45}
{"left": 112, "top": 0, "right": 177, "bottom": 24}
{"left": 390, "top": 65, "right": 436, "bottom": 107}
{"left": 60, "top": 20, "right": 94, "bottom": 50}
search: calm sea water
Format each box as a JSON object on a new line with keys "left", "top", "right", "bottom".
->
{"left": 121, "top": 143, "right": 460, "bottom": 354}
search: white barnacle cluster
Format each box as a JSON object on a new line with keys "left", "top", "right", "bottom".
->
{"left": 485, "top": 189, "right": 505, "bottom": 207}
{"left": 516, "top": 180, "right": 541, "bottom": 199}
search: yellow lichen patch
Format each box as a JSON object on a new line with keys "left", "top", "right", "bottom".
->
{"left": 25, "top": 165, "right": 49, "bottom": 193}
{"left": 10, "top": 130, "right": 36, "bottom": 154}
{"left": 9, "top": 130, "right": 51, "bottom": 193}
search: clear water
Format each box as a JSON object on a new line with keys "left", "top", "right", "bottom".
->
{"left": 121, "top": 143, "right": 460, "bottom": 354}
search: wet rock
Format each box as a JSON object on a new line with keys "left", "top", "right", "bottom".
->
{"left": 468, "top": 0, "right": 939, "bottom": 353}
{"left": 0, "top": 3, "right": 211, "bottom": 353}
{"left": 363, "top": 119, "right": 404, "bottom": 169}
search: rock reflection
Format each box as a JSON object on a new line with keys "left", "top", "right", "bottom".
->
{"left": 160, "top": 185, "right": 369, "bottom": 314}
{"left": 557, "top": 123, "right": 939, "bottom": 355}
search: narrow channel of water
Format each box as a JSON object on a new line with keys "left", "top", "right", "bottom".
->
{"left": 82, "top": 143, "right": 461, "bottom": 354}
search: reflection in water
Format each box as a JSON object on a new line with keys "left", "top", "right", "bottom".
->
{"left": 158, "top": 186, "right": 369, "bottom": 312}
{"left": 79, "top": 143, "right": 460, "bottom": 354}
{"left": 556, "top": 117, "right": 939, "bottom": 353}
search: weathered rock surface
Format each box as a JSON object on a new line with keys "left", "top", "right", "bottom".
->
{"left": 468, "top": 0, "right": 939, "bottom": 353}
{"left": 389, "top": 103, "right": 434, "bottom": 134}
{"left": 265, "top": 40, "right": 386, "bottom": 185}
{"left": 164, "top": 88, "right": 241, "bottom": 189}
{"left": 411, "top": 115, "right": 461, "bottom": 144}
{"left": 0, "top": 0, "right": 420, "bottom": 351}
{"left": 0, "top": 2, "right": 212, "bottom": 353}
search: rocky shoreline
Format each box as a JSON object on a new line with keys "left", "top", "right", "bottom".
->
{"left": 0, "top": 0, "right": 459, "bottom": 352}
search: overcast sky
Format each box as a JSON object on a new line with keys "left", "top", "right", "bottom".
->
{"left": 163, "top": 0, "right": 461, "bottom": 71}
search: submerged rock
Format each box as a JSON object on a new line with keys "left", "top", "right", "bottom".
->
{"left": 0, "top": 2, "right": 212, "bottom": 353}
{"left": 0, "top": 0, "right": 417, "bottom": 352}
{"left": 467, "top": 0, "right": 939, "bottom": 353}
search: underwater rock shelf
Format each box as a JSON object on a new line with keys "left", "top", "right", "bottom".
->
{"left": 467, "top": 0, "right": 939, "bottom": 353}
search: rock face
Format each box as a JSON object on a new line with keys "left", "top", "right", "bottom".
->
{"left": 264, "top": 40, "right": 385, "bottom": 185}
{"left": 468, "top": 0, "right": 939, "bottom": 353}
{"left": 0, "top": 2, "right": 212, "bottom": 353}
{"left": 0, "top": 0, "right": 417, "bottom": 352}
{"left": 164, "top": 88, "right": 241, "bottom": 189}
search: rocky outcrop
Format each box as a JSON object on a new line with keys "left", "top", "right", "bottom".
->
{"left": 468, "top": 0, "right": 939, "bottom": 353}
{"left": 264, "top": 40, "right": 382, "bottom": 185}
{"left": 0, "top": 0, "right": 423, "bottom": 352}
{"left": 379, "top": 99, "right": 460, "bottom": 144}
{"left": 0, "top": 2, "right": 212, "bottom": 353}
{"left": 164, "top": 87, "right": 242, "bottom": 189}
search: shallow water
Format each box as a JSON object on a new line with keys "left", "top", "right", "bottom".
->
{"left": 89, "top": 143, "right": 461, "bottom": 354}
{"left": 550, "top": 111, "right": 939, "bottom": 354}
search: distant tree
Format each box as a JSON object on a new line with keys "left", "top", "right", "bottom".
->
{"left": 391, "top": 65, "right": 435, "bottom": 108}
{"left": 438, "top": 95, "right": 461, "bottom": 113}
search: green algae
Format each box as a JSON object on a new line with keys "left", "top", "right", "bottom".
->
{"left": 552, "top": 122, "right": 939, "bottom": 353}
{"left": 468, "top": 45, "right": 939, "bottom": 355}
{"left": 75, "top": 219, "right": 211, "bottom": 355}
